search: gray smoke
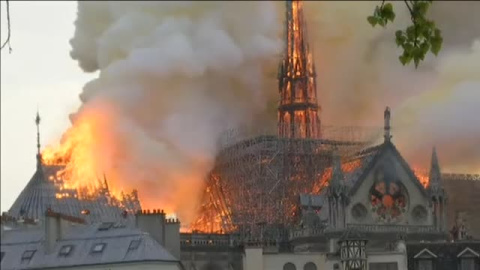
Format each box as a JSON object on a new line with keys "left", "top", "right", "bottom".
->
{"left": 67, "top": 1, "right": 282, "bottom": 223}
{"left": 303, "top": 1, "right": 480, "bottom": 173}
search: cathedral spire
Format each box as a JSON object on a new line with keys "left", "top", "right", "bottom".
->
{"left": 327, "top": 149, "right": 348, "bottom": 230}
{"left": 35, "top": 109, "right": 42, "bottom": 169}
{"left": 384, "top": 106, "right": 392, "bottom": 142}
{"left": 429, "top": 147, "right": 442, "bottom": 188}
{"left": 278, "top": 0, "right": 321, "bottom": 139}
{"left": 427, "top": 146, "right": 447, "bottom": 232}
{"left": 329, "top": 149, "right": 347, "bottom": 196}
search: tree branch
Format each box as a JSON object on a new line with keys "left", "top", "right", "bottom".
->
{"left": 1, "top": 0, "right": 13, "bottom": 53}
{"left": 404, "top": 0, "right": 414, "bottom": 22}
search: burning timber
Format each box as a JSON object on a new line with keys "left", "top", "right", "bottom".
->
{"left": 189, "top": 0, "right": 384, "bottom": 237}
{"left": 7, "top": 112, "right": 141, "bottom": 224}
{"left": 190, "top": 126, "right": 380, "bottom": 237}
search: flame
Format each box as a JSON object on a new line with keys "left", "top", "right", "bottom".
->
{"left": 413, "top": 167, "right": 430, "bottom": 188}
{"left": 187, "top": 173, "right": 236, "bottom": 234}
{"left": 41, "top": 105, "right": 133, "bottom": 203}
{"left": 313, "top": 159, "right": 362, "bottom": 193}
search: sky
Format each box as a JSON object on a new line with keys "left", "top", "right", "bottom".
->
{"left": 1, "top": 1, "right": 96, "bottom": 212}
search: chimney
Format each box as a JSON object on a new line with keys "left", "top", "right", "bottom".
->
{"left": 44, "top": 210, "right": 65, "bottom": 254}
{"left": 165, "top": 218, "right": 181, "bottom": 259}
{"left": 135, "top": 209, "right": 166, "bottom": 246}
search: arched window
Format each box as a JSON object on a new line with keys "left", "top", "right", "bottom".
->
{"left": 283, "top": 262, "right": 296, "bottom": 270}
{"left": 304, "top": 262, "right": 317, "bottom": 270}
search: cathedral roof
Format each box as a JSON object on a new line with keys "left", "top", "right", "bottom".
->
{"left": 348, "top": 141, "right": 427, "bottom": 197}
{"left": 315, "top": 141, "right": 427, "bottom": 198}
{"left": 8, "top": 164, "right": 64, "bottom": 220}
{"left": 7, "top": 164, "right": 141, "bottom": 224}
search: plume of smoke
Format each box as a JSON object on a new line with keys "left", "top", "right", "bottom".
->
{"left": 67, "top": 1, "right": 282, "bottom": 223}
{"left": 303, "top": 1, "right": 480, "bottom": 173}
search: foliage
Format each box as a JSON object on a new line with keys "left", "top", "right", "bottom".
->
{"left": 367, "top": 0, "right": 443, "bottom": 68}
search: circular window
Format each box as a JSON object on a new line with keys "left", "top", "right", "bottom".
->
{"left": 304, "top": 262, "right": 317, "bottom": 270}
{"left": 284, "top": 263, "right": 296, "bottom": 270}
{"left": 351, "top": 203, "right": 368, "bottom": 221}
{"left": 369, "top": 167, "right": 408, "bottom": 223}
{"left": 411, "top": 205, "right": 428, "bottom": 223}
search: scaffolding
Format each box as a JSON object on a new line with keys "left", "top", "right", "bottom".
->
{"left": 190, "top": 124, "right": 382, "bottom": 240}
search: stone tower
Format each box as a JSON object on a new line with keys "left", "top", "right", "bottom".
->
{"left": 327, "top": 150, "right": 348, "bottom": 230}
{"left": 278, "top": 0, "right": 321, "bottom": 139}
{"left": 427, "top": 147, "right": 447, "bottom": 232}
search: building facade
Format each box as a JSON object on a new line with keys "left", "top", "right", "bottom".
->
{"left": 1, "top": 210, "right": 182, "bottom": 270}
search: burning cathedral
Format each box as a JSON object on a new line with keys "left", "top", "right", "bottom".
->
{"left": 2, "top": 1, "right": 480, "bottom": 270}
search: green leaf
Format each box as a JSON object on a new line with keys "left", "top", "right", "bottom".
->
{"left": 396, "top": 36, "right": 405, "bottom": 47}
{"left": 382, "top": 3, "right": 396, "bottom": 22}
{"left": 420, "top": 42, "right": 430, "bottom": 55}
{"left": 406, "top": 25, "right": 416, "bottom": 40}
{"left": 399, "top": 53, "right": 412, "bottom": 66}
{"left": 395, "top": 30, "right": 403, "bottom": 39}
{"left": 415, "top": 2, "right": 430, "bottom": 17}
{"left": 378, "top": 19, "right": 386, "bottom": 27}
{"left": 414, "top": 56, "right": 420, "bottom": 68}
{"left": 431, "top": 37, "right": 443, "bottom": 56}
{"left": 367, "top": 16, "right": 378, "bottom": 27}
{"left": 404, "top": 43, "right": 414, "bottom": 53}
{"left": 374, "top": 6, "right": 381, "bottom": 17}
{"left": 395, "top": 31, "right": 406, "bottom": 47}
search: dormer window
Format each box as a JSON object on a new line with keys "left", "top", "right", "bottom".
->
{"left": 417, "top": 260, "right": 433, "bottom": 270}
{"left": 91, "top": 243, "right": 106, "bottom": 254}
{"left": 128, "top": 239, "right": 141, "bottom": 251}
{"left": 98, "top": 222, "right": 114, "bottom": 231}
{"left": 460, "top": 259, "right": 475, "bottom": 270}
{"left": 58, "top": 245, "right": 74, "bottom": 257}
{"left": 21, "top": 250, "right": 36, "bottom": 261}
{"left": 457, "top": 247, "right": 480, "bottom": 270}
{"left": 413, "top": 248, "right": 437, "bottom": 270}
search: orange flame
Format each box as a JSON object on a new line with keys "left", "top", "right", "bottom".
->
{"left": 42, "top": 105, "right": 131, "bottom": 202}
{"left": 313, "top": 159, "right": 362, "bottom": 193}
{"left": 413, "top": 167, "right": 430, "bottom": 188}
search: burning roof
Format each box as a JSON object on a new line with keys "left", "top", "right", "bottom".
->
{"left": 8, "top": 162, "right": 141, "bottom": 224}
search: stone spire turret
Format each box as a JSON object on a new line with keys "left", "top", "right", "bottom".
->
{"left": 327, "top": 150, "right": 348, "bottom": 230}
{"left": 428, "top": 147, "right": 442, "bottom": 189}
{"left": 329, "top": 150, "right": 347, "bottom": 196}
{"left": 427, "top": 147, "right": 447, "bottom": 232}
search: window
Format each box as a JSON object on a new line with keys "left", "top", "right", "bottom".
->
{"left": 58, "top": 245, "right": 74, "bottom": 256}
{"left": 91, "top": 243, "right": 106, "bottom": 254}
{"left": 128, "top": 239, "right": 141, "bottom": 251}
{"left": 417, "top": 259, "right": 433, "bottom": 270}
{"left": 460, "top": 258, "right": 475, "bottom": 270}
{"left": 98, "top": 222, "right": 114, "bottom": 231}
{"left": 369, "top": 262, "right": 398, "bottom": 270}
{"left": 21, "top": 250, "right": 36, "bottom": 261}
{"left": 303, "top": 262, "right": 317, "bottom": 270}
{"left": 283, "top": 262, "right": 296, "bottom": 270}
